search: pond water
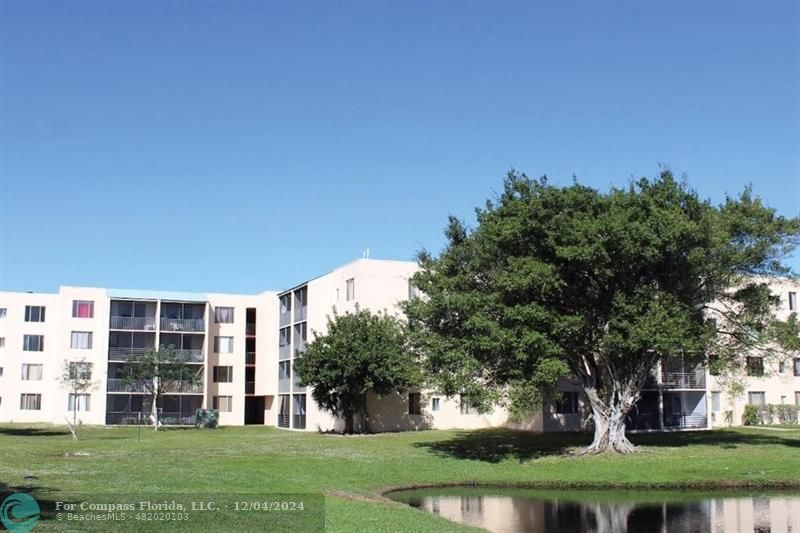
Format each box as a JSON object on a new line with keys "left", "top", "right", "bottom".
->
{"left": 388, "top": 487, "right": 800, "bottom": 533}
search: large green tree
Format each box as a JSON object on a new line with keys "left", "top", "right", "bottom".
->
{"left": 294, "top": 308, "right": 421, "bottom": 434}
{"left": 406, "top": 170, "right": 799, "bottom": 453}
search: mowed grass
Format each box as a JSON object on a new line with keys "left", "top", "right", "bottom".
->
{"left": 1, "top": 424, "right": 799, "bottom": 531}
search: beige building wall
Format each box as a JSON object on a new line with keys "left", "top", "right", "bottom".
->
{"left": 709, "top": 278, "right": 800, "bottom": 427}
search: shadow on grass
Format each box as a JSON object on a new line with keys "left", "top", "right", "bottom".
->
{"left": 0, "top": 482, "right": 64, "bottom": 523}
{"left": 414, "top": 429, "right": 591, "bottom": 463}
{"left": 0, "top": 427, "right": 71, "bottom": 437}
{"left": 414, "top": 427, "right": 800, "bottom": 463}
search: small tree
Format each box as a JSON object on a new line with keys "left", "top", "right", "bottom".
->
{"left": 122, "top": 346, "right": 201, "bottom": 431}
{"left": 60, "top": 359, "right": 96, "bottom": 440}
{"left": 294, "top": 308, "right": 421, "bottom": 434}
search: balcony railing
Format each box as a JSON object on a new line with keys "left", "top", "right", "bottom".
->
{"left": 245, "top": 352, "right": 256, "bottom": 365}
{"left": 246, "top": 323, "right": 256, "bottom": 336}
{"left": 280, "top": 312, "right": 291, "bottom": 327}
{"left": 294, "top": 306, "right": 307, "bottom": 323}
{"left": 105, "top": 411, "right": 196, "bottom": 426}
{"left": 108, "top": 347, "right": 151, "bottom": 360}
{"left": 110, "top": 316, "right": 156, "bottom": 330}
{"left": 664, "top": 414, "right": 708, "bottom": 429}
{"left": 245, "top": 381, "right": 255, "bottom": 395}
{"left": 661, "top": 370, "right": 706, "bottom": 389}
{"left": 107, "top": 378, "right": 148, "bottom": 393}
{"left": 277, "top": 414, "right": 290, "bottom": 428}
{"left": 160, "top": 318, "right": 205, "bottom": 332}
{"left": 163, "top": 381, "right": 204, "bottom": 394}
{"left": 175, "top": 349, "right": 204, "bottom": 363}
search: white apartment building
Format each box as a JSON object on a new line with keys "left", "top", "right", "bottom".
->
{"left": 0, "top": 258, "right": 798, "bottom": 432}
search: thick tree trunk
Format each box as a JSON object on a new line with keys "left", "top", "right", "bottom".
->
{"left": 343, "top": 411, "right": 355, "bottom": 434}
{"left": 581, "top": 386, "right": 638, "bottom": 454}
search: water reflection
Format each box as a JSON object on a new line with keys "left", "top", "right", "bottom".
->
{"left": 392, "top": 490, "right": 800, "bottom": 533}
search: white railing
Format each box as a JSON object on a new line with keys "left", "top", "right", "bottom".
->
{"left": 108, "top": 347, "right": 151, "bottom": 360}
{"left": 661, "top": 371, "right": 706, "bottom": 389}
{"left": 160, "top": 318, "right": 205, "bottom": 332}
{"left": 110, "top": 316, "right": 157, "bottom": 330}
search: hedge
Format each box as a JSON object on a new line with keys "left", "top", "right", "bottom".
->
{"left": 742, "top": 404, "right": 800, "bottom": 426}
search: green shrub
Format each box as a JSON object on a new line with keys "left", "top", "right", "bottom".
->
{"left": 742, "top": 404, "right": 799, "bottom": 426}
{"left": 742, "top": 404, "right": 760, "bottom": 425}
{"left": 194, "top": 409, "right": 219, "bottom": 429}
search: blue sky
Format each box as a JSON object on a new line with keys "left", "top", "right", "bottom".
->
{"left": 1, "top": 1, "right": 798, "bottom": 294}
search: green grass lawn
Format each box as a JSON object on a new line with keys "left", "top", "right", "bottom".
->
{"left": 1, "top": 424, "right": 799, "bottom": 531}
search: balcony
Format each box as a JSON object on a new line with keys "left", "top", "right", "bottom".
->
{"left": 280, "top": 312, "right": 291, "bottom": 327}
{"left": 175, "top": 349, "right": 204, "bottom": 363}
{"left": 246, "top": 323, "right": 256, "bottom": 336}
{"left": 107, "top": 378, "right": 148, "bottom": 393}
{"left": 294, "top": 306, "right": 307, "bottom": 323}
{"left": 160, "top": 318, "right": 205, "bottom": 332}
{"left": 245, "top": 381, "right": 255, "bottom": 395}
{"left": 245, "top": 352, "right": 256, "bottom": 365}
{"left": 664, "top": 414, "right": 708, "bottom": 429}
{"left": 108, "top": 347, "right": 151, "bottom": 361}
{"left": 163, "top": 380, "right": 204, "bottom": 394}
{"left": 279, "top": 343, "right": 291, "bottom": 360}
{"left": 661, "top": 370, "right": 706, "bottom": 389}
{"left": 110, "top": 316, "right": 156, "bottom": 330}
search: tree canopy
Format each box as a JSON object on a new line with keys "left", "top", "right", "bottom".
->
{"left": 294, "top": 307, "right": 421, "bottom": 433}
{"left": 406, "top": 170, "right": 799, "bottom": 453}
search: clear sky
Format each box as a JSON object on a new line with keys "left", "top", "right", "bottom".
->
{"left": 1, "top": 1, "right": 798, "bottom": 294}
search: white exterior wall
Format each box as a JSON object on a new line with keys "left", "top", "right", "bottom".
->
{"left": 709, "top": 278, "right": 800, "bottom": 427}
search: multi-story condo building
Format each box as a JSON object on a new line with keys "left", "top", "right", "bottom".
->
{"left": 0, "top": 259, "right": 798, "bottom": 431}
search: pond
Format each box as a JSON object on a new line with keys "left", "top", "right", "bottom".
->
{"left": 387, "top": 487, "right": 800, "bottom": 533}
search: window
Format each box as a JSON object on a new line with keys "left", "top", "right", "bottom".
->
{"left": 0, "top": 308, "right": 6, "bottom": 318}
{"left": 20, "top": 394, "right": 41, "bottom": 410}
{"left": 711, "top": 392, "right": 721, "bottom": 412}
{"left": 408, "top": 393, "right": 421, "bottom": 415}
{"left": 748, "top": 391, "right": 766, "bottom": 406}
{"left": 214, "top": 336, "right": 233, "bottom": 353}
{"left": 214, "top": 307, "right": 234, "bottom": 324}
{"left": 279, "top": 294, "right": 292, "bottom": 314}
{"left": 789, "top": 292, "right": 797, "bottom": 311}
{"left": 23, "top": 335, "right": 44, "bottom": 352}
{"left": 796, "top": 392, "right": 800, "bottom": 406}
{"left": 24, "top": 305, "right": 45, "bottom": 322}
{"left": 21, "top": 364, "right": 43, "bottom": 381}
{"left": 67, "top": 393, "right": 91, "bottom": 412}
{"left": 213, "top": 366, "right": 233, "bottom": 383}
{"left": 0, "top": 367, "right": 4, "bottom": 377}
{"left": 432, "top": 397, "right": 440, "bottom": 412}
{"left": 72, "top": 300, "right": 94, "bottom": 318}
{"left": 408, "top": 280, "right": 421, "bottom": 300}
{"left": 278, "top": 361, "right": 291, "bottom": 380}
{"left": 781, "top": 395, "right": 787, "bottom": 405}
{"left": 345, "top": 278, "right": 355, "bottom": 301}
{"left": 70, "top": 331, "right": 93, "bottom": 350}
{"left": 794, "top": 358, "right": 800, "bottom": 377}
{"left": 213, "top": 396, "right": 232, "bottom": 412}
{"left": 0, "top": 338, "right": 4, "bottom": 348}
{"left": 459, "top": 394, "right": 478, "bottom": 415}
{"left": 69, "top": 362, "right": 92, "bottom": 380}
{"left": 555, "top": 391, "right": 580, "bottom": 414}
{"left": 746, "top": 357, "right": 764, "bottom": 377}
{"left": 779, "top": 361, "right": 786, "bottom": 373}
